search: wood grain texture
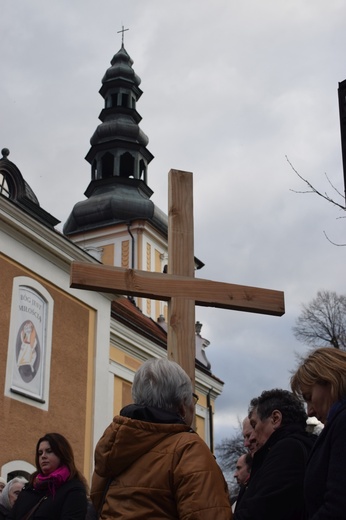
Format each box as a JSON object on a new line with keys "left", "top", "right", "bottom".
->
{"left": 70, "top": 262, "right": 285, "bottom": 316}
{"left": 167, "top": 170, "right": 195, "bottom": 381}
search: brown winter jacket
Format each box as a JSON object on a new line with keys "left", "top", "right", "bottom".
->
{"left": 91, "top": 405, "right": 232, "bottom": 520}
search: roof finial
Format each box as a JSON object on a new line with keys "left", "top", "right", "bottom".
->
{"left": 117, "top": 24, "right": 129, "bottom": 47}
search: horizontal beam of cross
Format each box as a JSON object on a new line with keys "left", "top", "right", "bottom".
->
{"left": 70, "top": 263, "right": 285, "bottom": 316}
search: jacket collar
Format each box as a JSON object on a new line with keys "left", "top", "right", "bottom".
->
{"left": 120, "top": 404, "right": 186, "bottom": 425}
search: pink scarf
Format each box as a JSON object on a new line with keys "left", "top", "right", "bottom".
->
{"left": 33, "top": 465, "right": 70, "bottom": 496}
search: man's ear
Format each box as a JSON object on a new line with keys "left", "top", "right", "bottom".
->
{"left": 271, "top": 409, "right": 282, "bottom": 429}
{"left": 178, "top": 403, "right": 186, "bottom": 420}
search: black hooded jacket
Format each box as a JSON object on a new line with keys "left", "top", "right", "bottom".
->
{"left": 234, "top": 424, "right": 316, "bottom": 520}
{"left": 304, "top": 400, "right": 346, "bottom": 519}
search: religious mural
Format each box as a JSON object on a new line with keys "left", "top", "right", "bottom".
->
{"left": 7, "top": 279, "right": 53, "bottom": 404}
{"left": 16, "top": 319, "right": 40, "bottom": 382}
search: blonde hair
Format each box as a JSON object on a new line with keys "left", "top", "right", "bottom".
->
{"left": 290, "top": 347, "right": 346, "bottom": 402}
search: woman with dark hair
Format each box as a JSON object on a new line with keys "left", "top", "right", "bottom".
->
{"left": 91, "top": 357, "right": 232, "bottom": 519}
{"left": 8, "top": 432, "right": 87, "bottom": 519}
{"left": 291, "top": 346, "right": 346, "bottom": 519}
{"left": 234, "top": 389, "right": 316, "bottom": 520}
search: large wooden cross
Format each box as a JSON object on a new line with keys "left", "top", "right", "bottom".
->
{"left": 70, "top": 170, "right": 284, "bottom": 386}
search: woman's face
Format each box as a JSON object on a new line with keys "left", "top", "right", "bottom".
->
{"left": 301, "top": 382, "right": 333, "bottom": 424}
{"left": 9, "top": 482, "right": 24, "bottom": 507}
{"left": 37, "top": 441, "right": 61, "bottom": 476}
{"left": 249, "top": 409, "right": 278, "bottom": 449}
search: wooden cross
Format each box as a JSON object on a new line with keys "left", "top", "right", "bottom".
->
{"left": 70, "top": 169, "right": 285, "bottom": 386}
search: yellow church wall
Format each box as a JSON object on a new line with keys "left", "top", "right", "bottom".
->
{"left": 110, "top": 347, "right": 141, "bottom": 414}
{"left": 113, "top": 376, "right": 123, "bottom": 415}
{"left": 112, "top": 378, "right": 132, "bottom": 416}
{"left": 195, "top": 415, "right": 204, "bottom": 437}
{"left": 197, "top": 393, "right": 207, "bottom": 408}
{"left": 0, "top": 253, "right": 95, "bottom": 479}
{"left": 155, "top": 249, "right": 162, "bottom": 320}
{"left": 109, "top": 345, "right": 141, "bottom": 372}
{"left": 101, "top": 243, "right": 115, "bottom": 266}
{"left": 137, "top": 229, "right": 143, "bottom": 311}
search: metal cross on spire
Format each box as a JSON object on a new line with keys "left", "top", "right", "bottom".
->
{"left": 117, "top": 25, "right": 129, "bottom": 47}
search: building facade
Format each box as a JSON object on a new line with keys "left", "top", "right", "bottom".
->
{"left": 0, "top": 42, "right": 224, "bottom": 485}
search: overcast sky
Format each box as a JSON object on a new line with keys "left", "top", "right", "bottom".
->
{"left": 1, "top": 0, "right": 346, "bottom": 446}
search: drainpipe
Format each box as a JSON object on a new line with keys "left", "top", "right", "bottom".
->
{"left": 207, "top": 390, "right": 214, "bottom": 453}
{"left": 126, "top": 222, "right": 136, "bottom": 305}
{"left": 127, "top": 222, "right": 135, "bottom": 269}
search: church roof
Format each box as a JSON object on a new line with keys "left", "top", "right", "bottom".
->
{"left": 112, "top": 297, "right": 167, "bottom": 346}
{"left": 0, "top": 148, "right": 60, "bottom": 228}
{"left": 112, "top": 296, "right": 219, "bottom": 378}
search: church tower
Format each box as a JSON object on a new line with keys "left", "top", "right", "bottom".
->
{"left": 64, "top": 41, "right": 172, "bottom": 320}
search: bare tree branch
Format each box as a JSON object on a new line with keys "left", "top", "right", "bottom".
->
{"left": 323, "top": 231, "right": 346, "bottom": 247}
{"left": 325, "top": 171, "right": 344, "bottom": 200}
{"left": 286, "top": 156, "right": 346, "bottom": 211}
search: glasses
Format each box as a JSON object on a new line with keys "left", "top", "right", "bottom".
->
{"left": 192, "top": 392, "right": 199, "bottom": 405}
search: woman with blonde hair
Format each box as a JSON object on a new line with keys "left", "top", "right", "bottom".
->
{"left": 291, "top": 346, "right": 346, "bottom": 519}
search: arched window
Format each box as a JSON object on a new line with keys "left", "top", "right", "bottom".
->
{"left": 91, "top": 160, "right": 97, "bottom": 180}
{"left": 1, "top": 460, "right": 35, "bottom": 482}
{"left": 120, "top": 152, "right": 135, "bottom": 178}
{"left": 101, "top": 153, "right": 114, "bottom": 178}
{"left": 111, "top": 93, "right": 118, "bottom": 107}
{"left": 121, "top": 93, "right": 129, "bottom": 108}
{"left": 139, "top": 159, "right": 146, "bottom": 180}
{"left": 0, "top": 172, "right": 11, "bottom": 198}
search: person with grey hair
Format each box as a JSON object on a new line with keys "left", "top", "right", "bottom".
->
{"left": 91, "top": 357, "right": 233, "bottom": 519}
{"left": 0, "top": 477, "right": 27, "bottom": 520}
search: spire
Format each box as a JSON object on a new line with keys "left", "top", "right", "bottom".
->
{"left": 85, "top": 42, "right": 153, "bottom": 184}
{"left": 63, "top": 43, "right": 163, "bottom": 236}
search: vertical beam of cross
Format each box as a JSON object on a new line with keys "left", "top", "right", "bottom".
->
{"left": 117, "top": 25, "right": 129, "bottom": 47}
{"left": 167, "top": 170, "right": 196, "bottom": 386}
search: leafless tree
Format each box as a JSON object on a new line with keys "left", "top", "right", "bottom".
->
{"left": 293, "top": 290, "right": 346, "bottom": 350}
{"left": 215, "top": 423, "right": 245, "bottom": 497}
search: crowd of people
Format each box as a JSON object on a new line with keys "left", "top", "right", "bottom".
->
{"left": 1, "top": 347, "right": 345, "bottom": 519}
{"left": 230, "top": 346, "right": 346, "bottom": 520}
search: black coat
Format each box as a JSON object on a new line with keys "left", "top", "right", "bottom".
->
{"left": 7, "top": 478, "right": 87, "bottom": 520}
{"left": 0, "top": 504, "right": 9, "bottom": 520}
{"left": 234, "top": 424, "right": 316, "bottom": 520}
{"left": 304, "top": 400, "right": 346, "bottom": 519}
